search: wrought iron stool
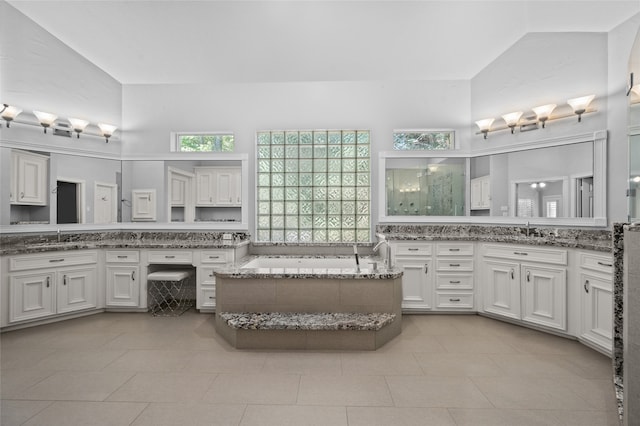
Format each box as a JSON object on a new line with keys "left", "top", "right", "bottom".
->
{"left": 147, "top": 270, "right": 194, "bottom": 316}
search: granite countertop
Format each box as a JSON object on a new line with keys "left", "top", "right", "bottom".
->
{"left": 376, "top": 224, "right": 613, "bottom": 252}
{"left": 215, "top": 264, "right": 402, "bottom": 280}
{"left": 0, "top": 231, "right": 251, "bottom": 256}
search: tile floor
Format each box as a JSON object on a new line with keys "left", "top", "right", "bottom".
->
{"left": 0, "top": 312, "right": 619, "bottom": 426}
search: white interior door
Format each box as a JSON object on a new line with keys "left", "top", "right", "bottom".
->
{"left": 94, "top": 182, "right": 118, "bottom": 224}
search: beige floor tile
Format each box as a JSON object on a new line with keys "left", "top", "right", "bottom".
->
{"left": 262, "top": 352, "right": 342, "bottom": 375}
{"left": 410, "top": 315, "right": 463, "bottom": 336}
{"left": 487, "top": 353, "right": 579, "bottom": 377}
{"left": 240, "top": 404, "right": 348, "bottom": 426}
{"left": 203, "top": 373, "right": 300, "bottom": 405}
{"left": 375, "top": 333, "right": 447, "bottom": 353}
{"left": 347, "top": 406, "right": 456, "bottom": 426}
{"left": 102, "top": 349, "right": 195, "bottom": 372}
{"left": 182, "top": 350, "right": 267, "bottom": 373}
{"left": 0, "top": 348, "right": 57, "bottom": 370}
{"left": 448, "top": 408, "right": 563, "bottom": 426}
{"left": 385, "top": 376, "right": 493, "bottom": 408}
{"left": 15, "top": 371, "right": 135, "bottom": 401}
{"left": 414, "top": 352, "right": 503, "bottom": 377}
{"left": 101, "top": 332, "right": 186, "bottom": 350}
{"left": 508, "top": 332, "right": 592, "bottom": 356}
{"left": 550, "top": 409, "right": 621, "bottom": 425}
{"left": 560, "top": 377, "right": 619, "bottom": 411}
{"left": 107, "top": 372, "right": 216, "bottom": 403}
{"left": 434, "top": 334, "right": 519, "bottom": 354}
{"left": 0, "top": 369, "right": 57, "bottom": 398}
{"left": 0, "top": 400, "right": 52, "bottom": 426}
{"left": 341, "top": 352, "right": 423, "bottom": 376}
{"left": 543, "top": 351, "right": 614, "bottom": 380}
{"left": 20, "top": 401, "right": 147, "bottom": 426}
{"left": 33, "top": 349, "right": 126, "bottom": 371}
{"left": 471, "top": 376, "right": 595, "bottom": 410}
{"left": 131, "top": 402, "right": 246, "bottom": 426}
{"left": 41, "top": 331, "right": 122, "bottom": 350}
{"left": 297, "top": 375, "right": 393, "bottom": 406}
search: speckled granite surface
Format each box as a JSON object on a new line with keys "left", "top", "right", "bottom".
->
{"left": 613, "top": 223, "right": 625, "bottom": 420}
{"left": 376, "top": 224, "right": 612, "bottom": 252}
{"left": 0, "top": 231, "right": 250, "bottom": 255}
{"left": 215, "top": 265, "right": 402, "bottom": 280}
{"left": 219, "top": 312, "right": 396, "bottom": 331}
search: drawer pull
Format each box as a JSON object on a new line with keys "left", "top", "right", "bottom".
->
{"left": 449, "top": 280, "right": 461, "bottom": 284}
{"left": 208, "top": 256, "right": 220, "bottom": 259}
{"left": 209, "top": 296, "right": 215, "bottom": 299}
{"left": 449, "top": 298, "right": 461, "bottom": 302}
{"left": 208, "top": 273, "right": 214, "bottom": 278}
{"left": 131, "top": 271, "right": 136, "bottom": 281}
{"left": 584, "top": 279, "right": 590, "bottom": 293}
{"left": 117, "top": 255, "right": 128, "bottom": 259}
{"left": 63, "top": 274, "right": 67, "bottom": 285}
{"left": 514, "top": 251, "right": 528, "bottom": 256}
{"left": 424, "top": 264, "right": 429, "bottom": 274}
{"left": 510, "top": 268, "right": 515, "bottom": 280}
{"left": 526, "top": 271, "right": 531, "bottom": 282}
{"left": 49, "top": 259, "right": 64, "bottom": 263}
{"left": 597, "top": 261, "right": 612, "bottom": 267}
{"left": 449, "top": 263, "right": 460, "bottom": 267}
{"left": 46, "top": 276, "right": 50, "bottom": 288}
{"left": 448, "top": 248, "right": 460, "bottom": 252}
{"left": 165, "top": 255, "right": 176, "bottom": 259}
{"left": 408, "top": 248, "right": 420, "bottom": 252}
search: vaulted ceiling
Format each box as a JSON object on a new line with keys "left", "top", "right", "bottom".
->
{"left": 7, "top": 0, "right": 640, "bottom": 84}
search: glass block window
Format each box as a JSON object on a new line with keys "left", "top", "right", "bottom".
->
{"left": 176, "top": 133, "right": 234, "bottom": 152}
{"left": 256, "top": 130, "right": 371, "bottom": 243}
{"left": 393, "top": 130, "right": 455, "bottom": 150}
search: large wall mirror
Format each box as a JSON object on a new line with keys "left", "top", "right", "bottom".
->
{"left": 628, "top": 27, "right": 640, "bottom": 222}
{"left": 379, "top": 130, "right": 607, "bottom": 227}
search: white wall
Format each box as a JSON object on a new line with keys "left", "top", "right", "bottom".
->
{"left": 0, "top": 1, "right": 122, "bottom": 156}
{"left": 122, "top": 80, "right": 471, "bottom": 231}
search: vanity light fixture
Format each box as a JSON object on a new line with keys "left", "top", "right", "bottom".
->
{"left": 1, "top": 104, "right": 22, "bottom": 127}
{"left": 567, "top": 95, "right": 595, "bottom": 122}
{"left": 532, "top": 104, "right": 556, "bottom": 128}
{"left": 501, "top": 111, "right": 523, "bottom": 134}
{"left": 98, "top": 123, "right": 117, "bottom": 143}
{"left": 33, "top": 110, "right": 58, "bottom": 133}
{"left": 530, "top": 182, "right": 546, "bottom": 189}
{"left": 68, "top": 118, "right": 90, "bottom": 138}
{"left": 475, "top": 118, "right": 494, "bottom": 139}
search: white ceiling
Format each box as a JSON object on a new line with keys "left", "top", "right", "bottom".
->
{"left": 8, "top": 0, "right": 640, "bottom": 85}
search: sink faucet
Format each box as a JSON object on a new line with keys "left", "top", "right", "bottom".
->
{"left": 57, "top": 228, "right": 61, "bottom": 243}
{"left": 526, "top": 221, "right": 530, "bottom": 237}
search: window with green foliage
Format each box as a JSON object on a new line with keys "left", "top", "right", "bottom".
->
{"left": 176, "top": 133, "right": 235, "bottom": 152}
{"left": 256, "top": 130, "right": 371, "bottom": 243}
{"left": 393, "top": 130, "right": 455, "bottom": 150}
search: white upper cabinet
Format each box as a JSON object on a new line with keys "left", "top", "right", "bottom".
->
{"left": 470, "top": 175, "right": 491, "bottom": 210}
{"left": 11, "top": 149, "right": 49, "bottom": 206}
{"left": 195, "top": 167, "right": 242, "bottom": 207}
{"left": 131, "top": 189, "right": 157, "bottom": 221}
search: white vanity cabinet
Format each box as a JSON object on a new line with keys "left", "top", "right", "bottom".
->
{"left": 195, "top": 167, "right": 242, "bottom": 207}
{"left": 195, "top": 249, "right": 235, "bottom": 311}
{"left": 434, "top": 242, "right": 475, "bottom": 310}
{"left": 578, "top": 251, "right": 613, "bottom": 355}
{"left": 10, "top": 149, "right": 49, "bottom": 206}
{"left": 470, "top": 175, "right": 491, "bottom": 210}
{"left": 7, "top": 251, "right": 98, "bottom": 324}
{"left": 105, "top": 250, "right": 140, "bottom": 308}
{"left": 392, "top": 242, "right": 433, "bottom": 311}
{"left": 482, "top": 244, "right": 568, "bottom": 332}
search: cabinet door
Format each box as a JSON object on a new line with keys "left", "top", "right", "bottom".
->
{"left": 213, "top": 168, "right": 242, "bottom": 207}
{"left": 9, "top": 271, "right": 55, "bottom": 323}
{"left": 521, "top": 264, "right": 566, "bottom": 331}
{"left": 106, "top": 265, "right": 139, "bottom": 307}
{"left": 580, "top": 273, "right": 613, "bottom": 353}
{"left": 131, "top": 190, "right": 156, "bottom": 221}
{"left": 394, "top": 257, "right": 432, "bottom": 310}
{"left": 57, "top": 266, "right": 97, "bottom": 314}
{"left": 483, "top": 260, "right": 521, "bottom": 320}
{"left": 170, "top": 174, "right": 187, "bottom": 206}
{"left": 470, "top": 178, "right": 483, "bottom": 209}
{"left": 12, "top": 150, "right": 48, "bottom": 206}
{"left": 195, "top": 169, "right": 215, "bottom": 206}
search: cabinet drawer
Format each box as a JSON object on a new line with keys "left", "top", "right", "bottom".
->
{"left": 482, "top": 244, "right": 567, "bottom": 265}
{"left": 436, "top": 273, "right": 474, "bottom": 290}
{"left": 105, "top": 250, "right": 140, "bottom": 263}
{"left": 200, "top": 250, "right": 233, "bottom": 264}
{"left": 10, "top": 250, "right": 98, "bottom": 271}
{"left": 200, "top": 286, "right": 216, "bottom": 309}
{"left": 436, "top": 258, "right": 474, "bottom": 272}
{"left": 436, "top": 243, "right": 474, "bottom": 256}
{"left": 395, "top": 243, "right": 432, "bottom": 256}
{"left": 435, "top": 292, "right": 474, "bottom": 309}
{"left": 198, "top": 267, "right": 217, "bottom": 285}
{"left": 148, "top": 250, "right": 193, "bottom": 264}
{"left": 579, "top": 252, "right": 613, "bottom": 275}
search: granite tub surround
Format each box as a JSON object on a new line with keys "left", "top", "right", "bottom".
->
{"left": 219, "top": 312, "right": 396, "bottom": 331}
{"left": 613, "top": 223, "right": 626, "bottom": 420}
{"left": 0, "top": 230, "right": 251, "bottom": 255}
{"left": 376, "top": 224, "right": 612, "bottom": 252}
{"left": 214, "top": 264, "right": 403, "bottom": 350}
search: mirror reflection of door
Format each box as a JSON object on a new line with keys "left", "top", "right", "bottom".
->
{"left": 56, "top": 180, "right": 80, "bottom": 224}
{"left": 94, "top": 182, "right": 117, "bottom": 224}
{"left": 575, "top": 176, "right": 594, "bottom": 218}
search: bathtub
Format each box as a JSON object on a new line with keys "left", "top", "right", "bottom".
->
{"left": 241, "top": 256, "right": 361, "bottom": 270}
